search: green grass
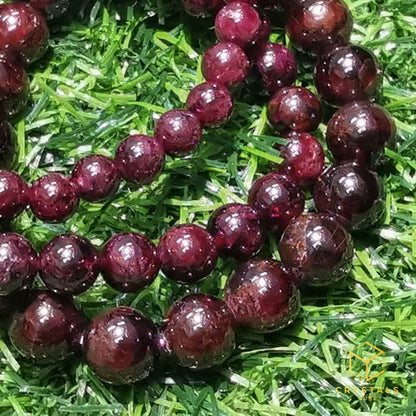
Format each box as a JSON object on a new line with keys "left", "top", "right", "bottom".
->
{"left": 1, "top": 0, "right": 416, "bottom": 414}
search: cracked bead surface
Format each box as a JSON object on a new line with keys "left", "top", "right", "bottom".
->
{"left": 0, "top": 171, "right": 28, "bottom": 220}
{"left": 225, "top": 258, "right": 300, "bottom": 333}
{"left": 162, "top": 294, "right": 235, "bottom": 369}
{"left": 84, "top": 307, "right": 156, "bottom": 384}
{"left": 181, "top": 0, "right": 224, "bottom": 16}
{"left": 0, "top": 122, "right": 15, "bottom": 169}
{"left": 278, "top": 213, "right": 353, "bottom": 286}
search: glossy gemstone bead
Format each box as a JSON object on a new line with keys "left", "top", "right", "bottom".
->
{"left": 255, "top": 43, "right": 297, "bottom": 93}
{"left": 186, "top": 82, "right": 233, "bottom": 127}
{"left": 225, "top": 258, "right": 300, "bottom": 332}
{"left": 162, "top": 294, "right": 235, "bottom": 369}
{"left": 101, "top": 233, "right": 160, "bottom": 293}
{"left": 0, "top": 3, "right": 49, "bottom": 64}
{"left": 0, "top": 171, "right": 28, "bottom": 220}
{"left": 29, "top": 173, "right": 78, "bottom": 222}
{"left": 115, "top": 135, "right": 165, "bottom": 185}
{"left": 326, "top": 101, "right": 396, "bottom": 163}
{"left": 71, "top": 155, "right": 120, "bottom": 202}
{"left": 181, "top": 0, "right": 224, "bottom": 16}
{"left": 0, "top": 233, "right": 37, "bottom": 296}
{"left": 314, "top": 45, "right": 382, "bottom": 107}
{"left": 267, "top": 86, "right": 322, "bottom": 132}
{"left": 287, "top": 0, "right": 352, "bottom": 56}
{"left": 157, "top": 224, "right": 218, "bottom": 284}
{"left": 248, "top": 173, "right": 305, "bottom": 234}
{"left": 277, "top": 132, "right": 325, "bottom": 187}
{"left": 154, "top": 110, "right": 202, "bottom": 156}
{"left": 84, "top": 307, "right": 156, "bottom": 384}
{"left": 39, "top": 234, "right": 99, "bottom": 295}
{"left": 207, "top": 203, "right": 263, "bottom": 261}
{"left": 278, "top": 213, "right": 353, "bottom": 286}
{"left": 25, "top": 0, "right": 73, "bottom": 20}
{"left": 9, "top": 291, "right": 86, "bottom": 360}
{"left": 0, "top": 121, "right": 15, "bottom": 169}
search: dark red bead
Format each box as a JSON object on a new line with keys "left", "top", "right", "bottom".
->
{"left": 181, "top": 0, "right": 224, "bottom": 16}
{"left": 287, "top": 0, "right": 352, "bottom": 56}
{"left": 71, "top": 155, "right": 120, "bottom": 202}
{"left": 267, "top": 86, "right": 322, "bottom": 132}
{"left": 101, "top": 233, "right": 160, "bottom": 293}
{"left": 314, "top": 45, "right": 382, "bottom": 107}
{"left": 186, "top": 82, "right": 233, "bottom": 127}
{"left": 25, "top": 0, "right": 72, "bottom": 19}
{"left": 225, "top": 258, "right": 300, "bottom": 333}
{"left": 278, "top": 213, "right": 353, "bottom": 286}
{"left": 39, "top": 234, "right": 99, "bottom": 295}
{"left": 207, "top": 203, "right": 262, "bottom": 261}
{"left": 154, "top": 110, "right": 202, "bottom": 156}
{"left": 255, "top": 43, "right": 297, "bottom": 93}
{"left": 0, "top": 170, "right": 28, "bottom": 220}
{"left": 277, "top": 132, "right": 325, "bottom": 187}
{"left": 0, "top": 233, "right": 36, "bottom": 296}
{"left": 29, "top": 173, "right": 78, "bottom": 222}
{"left": 162, "top": 294, "right": 235, "bottom": 369}
{"left": 0, "top": 3, "right": 49, "bottom": 64}
{"left": 9, "top": 291, "right": 86, "bottom": 360}
{"left": 0, "top": 121, "right": 15, "bottom": 169}
{"left": 248, "top": 173, "right": 305, "bottom": 234}
{"left": 84, "top": 307, "right": 156, "bottom": 384}
{"left": 157, "top": 224, "right": 218, "bottom": 284}
{"left": 115, "top": 135, "right": 165, "bottom": 185}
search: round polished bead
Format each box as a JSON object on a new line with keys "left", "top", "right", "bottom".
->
{"left": 154, "top": 110, "right": 202, "bottom": 156}
{"left": 287, "top": 0, "right": 352, "bottom": 56}
{"left": 115, "top": 135, "right": 165, "bottom": 185}
{"left": 157, "top": 224, "right": 218, "bottom": 284}
{"left": 29, "top": 173, "right": 78, "bottom": 222}
{"left": 0, "top": 233, "right": 37, "bottom": 296}
{"left": 0, "top": 121, "right": 15, "bottom": 169}
{"left": 0, "top": 171, "right": 28, "bottom": 220}
{"left": 84, "top": 307, "right": 156, "bottom": 384}
{"left": 39, "top": 234, "right": 99, "bottom": 295}
{"left": 71, "top": 155, "right": 120, "bottom": 202}
{"left": 267, "top": 86, "right": 322, "bottom": 132}
{"left": 25, "top": 0, "right": 73, "bottom": 19}
{"left": 162, "top": 294, "right": 235, "bottom": 369}
{"left": 9, "top": 291, "right": 85, "bottom": 360}
{"left": 314, "top": 45, "right": 382, "bottom": 107}
{"left": 186, "top": 82, "right": 233, "bottom": 127}
{"left": 0, "top": 3, "right": 49, "bottom": 64}
{"left": 207, "top": 203, "right": 262, "bottom": 261}
{"left": 278, "top": 213, "right": 353, "bottom": 286}
{"left": 255, "top": 43, "right": 297, "bottom": 93}
{"left": 248, "top": 173, "right": 305, "bottom": 234}
{"left": 225, "top": 258, "right": 300, "bottom": 333}
{"left": 101, "top": 233, "right": 160, "bottom": 293}
{"left": 181, "top": 0, "right": 224, "bottom": 16}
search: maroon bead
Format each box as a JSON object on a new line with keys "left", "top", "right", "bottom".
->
{"left": 267, "top": 86, "right": 322, "bottom": 132}
{"left": 9, "top": 291, "right": 86, "bottom": 360}
{"left": 186, "top": 82, "right": 233, "bottom": 127}
{"left": 326, "top": 101, "right": 396, "bottom": 163}
{"left": 181, "top": 0, "right": 224, "bottom": 16}
{"left": 154, "top": 110, "right": 202, "bottom": 156}
{"left": 255, "top": 43, "right": 297, "bottom": 93}
{"left": 0, "top": 170, "right": 28, "bottom": 220}
{"left": 162, "top": 294, "right": 235, "bottom": 369}
{"left": 314, "top": 45, "right": 382, "bottom": 107}
{"left": 115, "top": 135, "right": 165, "bottom": 185}
{"left": 278, "top": 213, "right": 353, "bottom": 286}
{"left": 101, "top": 233, "right": 160, "bottom": 293}
{"left": 39, "top": 234, "right": 99, "bottom": 295}
{"left": 0, "top": 233, "right": 36, "bottom": 296}
{"left": 207, "top": 203, "right": 262, "bottom": 261}
{"left": 157, "top": 224, "right": 218, "bottom": 284}
{"left": 0, "top": 3, "right": 49, "bottom": 64}
{"left": 25, "top": 0, "right": 72, "bottom": 19}
{"left": 225, "top": 258, "right": 300, "bottom": 333}
{"left": 0, "top": 121, "right": 15, "bottom": 169}
{"left": 277, "top": 132, "right": 325, "bottom": 187}
{"left": 29, "top": 173, "right": 78, "bottom": 222}
{"left": 84, "top": 307, "right": 156, "bottom": 384}
{"left": 248, "top": 173, "right": 305, "bottom": 234}
{"left": 287, "top": 0, "right": 352, "bottom": 56}
{"left": 202, "top": 42, "right": 250, "bottom": 87}
{"left": 71, "top": 155, "right": 120, "bottom": 202}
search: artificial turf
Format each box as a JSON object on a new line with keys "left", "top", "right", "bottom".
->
{"left": 1, "top": 0, "right": 416, "bottom": 414}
